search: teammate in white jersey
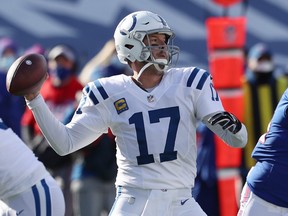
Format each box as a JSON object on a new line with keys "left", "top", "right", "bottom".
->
{"left": 23, "top": 11, "right": 247, "bottom": 216}
{"left": 0, "top": 118, "right": 65, "bottom": 216}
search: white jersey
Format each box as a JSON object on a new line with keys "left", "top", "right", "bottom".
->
{"left": 0, "top": 119, "right": 49, "bottom": 199}
{"left": 79, "top": 67, "right": 224, "bottom": 189}
{"left": 28, "top": 67, "right": 246, "bottom": 190}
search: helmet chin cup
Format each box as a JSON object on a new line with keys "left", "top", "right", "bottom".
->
{"left": 155, "top": 58, "right": 168, "bottom": 65}
{"left": 153, "top": 58, "right": 168, "bottom": 72}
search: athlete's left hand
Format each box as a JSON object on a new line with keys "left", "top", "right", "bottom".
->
{"left": 208, "top": 111, "right": 242, "bottom": 134}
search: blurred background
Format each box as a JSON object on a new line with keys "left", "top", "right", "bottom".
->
{"left": 1, "top": 1, "right": 288, "bottom": 216}
{"left": 0, "top": 0, "right": 288, "bottom": 70}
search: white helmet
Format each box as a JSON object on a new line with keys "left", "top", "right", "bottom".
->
{"left": 114, "top": 11, "right": 179, "bottom": 71}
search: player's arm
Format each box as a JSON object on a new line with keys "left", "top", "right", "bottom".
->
{"left": 25, "top": 94, "right": 105, "bottom": 155}
{"left": 190, "top": 68, "right": 247, "bottom": 148}
{"left": 202, "top": 111, "right": 247, "bottom": 148}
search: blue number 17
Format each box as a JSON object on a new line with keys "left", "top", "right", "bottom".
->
{"left": 129, "top": 106, "right": 180, "bottom": 165}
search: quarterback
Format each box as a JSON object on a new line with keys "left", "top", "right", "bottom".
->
{"left": 24, "top": 11, "right": 247, "bottom": 216}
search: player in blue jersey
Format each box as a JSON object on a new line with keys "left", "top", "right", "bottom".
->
{"left": 23, "top": 11, "right": 247, "bottom": 216}
{"left": 238, "top": 88, "right": 288, "bottom": 216}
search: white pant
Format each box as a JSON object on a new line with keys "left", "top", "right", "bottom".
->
{"left": 109, "top": 186, "right": 207, "bottom": 216}
{"left": 1, "top": 175, "right": 65, "bottom": 216}
{"left": 238, "top": 183, "right": 288, "bottom": 216}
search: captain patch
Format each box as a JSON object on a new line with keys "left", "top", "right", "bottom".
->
{"left": 114, "top": 98, "right": 129, "bottom": 114}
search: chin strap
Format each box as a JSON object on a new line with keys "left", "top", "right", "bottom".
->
{"left": 136, "top": 59, "right": 169, "bottom": 81}
{"left": 136, "top": 62, "right": 153, "bottom": 81}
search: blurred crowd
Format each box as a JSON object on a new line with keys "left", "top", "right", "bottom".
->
{"left": 1, "top": 35, "right": 288, "bottom": 216}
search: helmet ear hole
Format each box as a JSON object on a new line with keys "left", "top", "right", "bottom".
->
{"left": 125, "top": 44, "right": 134, "bottom": 50}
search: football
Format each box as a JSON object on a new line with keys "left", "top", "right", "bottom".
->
{"left": 6, "top": 53, "right": 48, "bottom": 96}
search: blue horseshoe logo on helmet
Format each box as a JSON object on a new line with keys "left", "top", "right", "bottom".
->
{"left": 120, "top": 14, "right": 137, "bottom": 35}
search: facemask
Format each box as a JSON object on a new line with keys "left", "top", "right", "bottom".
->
{"left": 254, "top": 61, "right": 274, "bottom": 73}
{"left": 51, "top": 66, "right": 72, "bottom": 81}
{"left": 0, "top": 56, "right": 16, "bottom": 72}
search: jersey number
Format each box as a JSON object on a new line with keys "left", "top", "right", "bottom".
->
{"left": 210, "top": 83, "right": 219, "bottom": 101}
{"left": 129, "top": 106, "right": 180, "bottom": 165}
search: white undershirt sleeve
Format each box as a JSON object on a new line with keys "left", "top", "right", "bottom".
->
{"left": 26, "top": 95, "right": 103, "bottom": 155}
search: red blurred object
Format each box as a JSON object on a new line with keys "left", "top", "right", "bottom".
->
{"left": 213, "top": 0, "right": 242, "bottom": 7}
{"left": 206, "top": 17, "right": 246, "bottom": 50}
{"left": 217, "top": 175, "right": 242, "bottom": 216}
{"left": 206, "top": 17, "right": 246, "bottom": 88}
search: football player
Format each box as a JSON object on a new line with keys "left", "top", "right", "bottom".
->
{"left": 238, "top": 88, "right": 288, "bottom": 216}
{"left": 0, "top": 118, "right": 65, "bottom": 216}
{"left": 23, "top": 11, "right": 247, "bottom": 216}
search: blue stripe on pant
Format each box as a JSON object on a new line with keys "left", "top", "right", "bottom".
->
{"left": 31, "top": 179, "right": 52, "bottom": 216}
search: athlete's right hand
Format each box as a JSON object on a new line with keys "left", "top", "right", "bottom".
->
{"left": 24, "top": 91, "right": 40, "bottom": 101}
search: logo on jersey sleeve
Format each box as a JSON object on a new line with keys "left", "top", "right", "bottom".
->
{"left": 114, "top": 98, "right": 129, "bottom": 114}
